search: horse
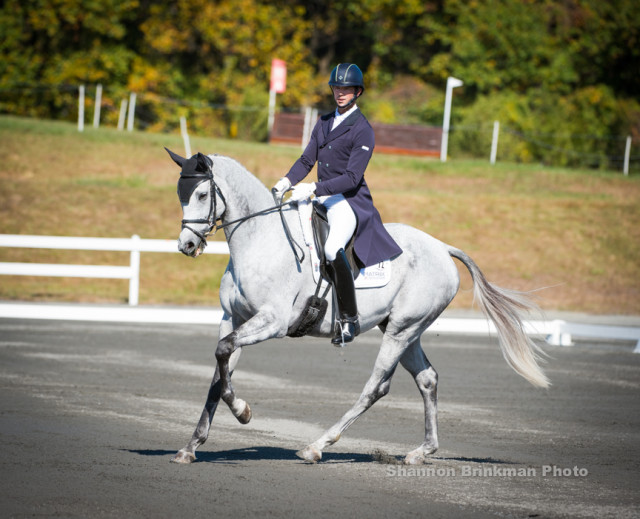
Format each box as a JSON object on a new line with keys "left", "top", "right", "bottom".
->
{"left": 167, "top": 149, "right": 549, "bottom": 465}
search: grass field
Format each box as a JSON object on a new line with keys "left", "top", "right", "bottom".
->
{"left": 0, "top": 115, "right": 638, "bottom": 315}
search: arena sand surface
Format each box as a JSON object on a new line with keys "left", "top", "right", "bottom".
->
{"left": 0, "top": 318, "right": 638, "bottom": 518}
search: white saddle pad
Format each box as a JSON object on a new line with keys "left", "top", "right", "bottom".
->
{"left": 297, "top": 200, "right": 392, "bottom": 289}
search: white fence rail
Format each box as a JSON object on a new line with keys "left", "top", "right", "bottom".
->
{"left": 0, "top": 234, "right": 638, "bottom": 351}
{"left": 0, "top": 234, "right": 229, "bottom": 306}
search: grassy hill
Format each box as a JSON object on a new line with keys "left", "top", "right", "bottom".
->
{"left": 0, "top": 115, "right": 638, "bottom": 315}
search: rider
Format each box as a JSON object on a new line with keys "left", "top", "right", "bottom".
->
{"left": 273, "top": 63, "right": 403, "bottom": 345}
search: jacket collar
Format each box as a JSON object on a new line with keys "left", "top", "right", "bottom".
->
{"left": 321, "top": 108, "right": 362, "bottom": 145}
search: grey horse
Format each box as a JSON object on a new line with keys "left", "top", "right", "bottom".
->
{"left": 167, "top": 149, "right": 549, "bottom": 465}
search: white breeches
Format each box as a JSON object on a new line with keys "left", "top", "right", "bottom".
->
{"left": 318, "top": 194, "right": 357, "bottom": 262}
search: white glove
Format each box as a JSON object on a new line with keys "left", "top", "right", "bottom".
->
{"left": 272, "top": 177, "right": 291, "bottom": 199}
{"left": 290, "top": 182, "right": 316, "bottom": 202}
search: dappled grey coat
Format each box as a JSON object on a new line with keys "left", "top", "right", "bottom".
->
{"left": 286, "top": 108, "right": 403, "bottom": 268}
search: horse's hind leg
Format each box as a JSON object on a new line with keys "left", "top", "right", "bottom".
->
{"left": 400, "top": 339, "right": 439, "bottom": 465}
{"left": 171, "top": 315, "right": 242, "bottom": 464}
{"left": 297, "top": 332, "right": 408, "bottom": 463}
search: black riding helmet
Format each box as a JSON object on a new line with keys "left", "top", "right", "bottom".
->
{"left": 328, "top": 63, "right": 364, "bottom": 109}
{"left": 328, "top": 63, "right": 365, "bottom": 91}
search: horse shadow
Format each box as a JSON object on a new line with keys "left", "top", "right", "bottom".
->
{"left": 125, "top": 447, "right": 517, "bottom": 466}
{"left": 125, "top": 446, "right": 374, "bottom": 464}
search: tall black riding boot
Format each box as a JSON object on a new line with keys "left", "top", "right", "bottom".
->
{"left": 328, "top": 248, "right": 360, "bottom": 346}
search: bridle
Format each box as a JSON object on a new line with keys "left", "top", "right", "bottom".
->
{"left": 179, "top": 158, "right": 303, "bottom": 262}
{"left": 178, "top": 156, "right": 227, "bottom": 246}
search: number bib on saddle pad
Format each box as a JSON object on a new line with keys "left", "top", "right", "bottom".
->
{"left": 353, "top": 260, "right": 391, "bottom": 288}
{"left": 297, "top": 200, "right": 392, "bottom": 289}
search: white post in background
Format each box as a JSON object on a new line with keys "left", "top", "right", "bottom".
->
{"left": 623, "top": 136, "right": 631, "bottom": 176}
{"left": 126, "top": 92, "right": 137, "bottom": 131}
{"left": 302, "top": 107, "right": 318, "bottom": 149}
{"left": 302, "top": 107, "right": 311, "bottom": 150}
{"left": 129, "top": 234, "right": 140, "bottom": 306}
{"left": 117, "top": 99, "right": 127, "bottom": 130}
{"left": 92, "top": 84, "right": 102, "bottom": 129}
{"left": 180, "top": 116, "right": 192, "bottom": 158}
{"left": 78, "top": 85, "right": 85, "bottom": 132}
{"left": 267, "top": 88, "right": 277, "bottom": 140}
{"left": 440, "top": 76, "right": 464, "bottom": 162}
{"left": 490, "top": 120, "right": 500, "bottom": 165}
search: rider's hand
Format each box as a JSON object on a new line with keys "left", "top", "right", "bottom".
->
{"left": 290, "top": 182, "right": 316, "bottom": 202}
{"left": 272, "top": 177, "right": 291, "bottom": 201}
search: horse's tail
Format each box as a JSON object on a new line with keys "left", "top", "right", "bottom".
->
{"left": 448, "top": 246, "right": 550, "bottom": 388}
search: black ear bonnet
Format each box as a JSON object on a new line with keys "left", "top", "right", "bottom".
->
{"left": 166, "top": 148, "right": 214, "bottom": 204}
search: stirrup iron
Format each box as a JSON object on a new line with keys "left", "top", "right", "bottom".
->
{"left": 331, "top": 317, "right": 360, "bottom": 347}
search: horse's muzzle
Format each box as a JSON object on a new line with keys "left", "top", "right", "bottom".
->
{"left": 178, "top": 230, "right": 205, "bottom": 257}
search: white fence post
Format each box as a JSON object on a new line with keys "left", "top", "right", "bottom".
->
{"left": 267, "top": 88, "right": 276, "bottom": 140}
{"left": 117, "top": 99, "right": 128, "bottom": 130}
{"left": 440, "top": 76, "right": 464, "bottom": 162}
{"left": 92, "top": 84, "right": 102, "bottom": 129}
{"left": 126, "top": 93, "right": 137, "bottom": 132}
{"left": 623, "top": 136, "right": 631, "bottom": 176}
{"left": 301, "top": 107, "right": 317, "bottom": 150}
{"left": 129, "top": 235, "right": 140, "bottom": 306}
{"left": 302, "top": 107, "right": 311, "bottom": 150}
{"left": 490, "top": 120, "right": 500, "bottom": 165}
{"left": 180, "top": 116, "right": 191, "bottom": 157}
{"left": 78, "top": 85, "right": 85, "bottom": 132}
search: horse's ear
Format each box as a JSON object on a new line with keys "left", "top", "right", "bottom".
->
{"left": 195, "top": 152, "right": 212, "bottom": 173}
{"left": 165, "top": 147, "right": 186, "bottom": 168}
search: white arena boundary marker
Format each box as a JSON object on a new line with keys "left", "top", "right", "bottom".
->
{"left": 0, "top": 302, "right": 638, "bottom": 352}
{"left": 0, "top": 303, "right": 224, "bottom": 325}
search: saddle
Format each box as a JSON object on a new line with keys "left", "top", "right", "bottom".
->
{"left": 286, "top": 201, "right": 358, "bottom": 337}
{"left": 311, "top": 202, "right": 359, "bottom": 280}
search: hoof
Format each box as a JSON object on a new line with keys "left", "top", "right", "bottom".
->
{"left": 296, "top": 445, "right": 322, "bottom": 464}
{"left": 170, "top": 450, "right": 195, "bottom": 464}
{"left": 235, "top": 400, "right": 252, "bottom": 425}
{"left": 404, "top": 452, "right": 427, "bottom": 465}
{"left": 404, "top": 445, "right": 437, "bottom": 465}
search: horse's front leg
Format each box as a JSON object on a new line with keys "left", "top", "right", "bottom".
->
{"left": 172, "top": 314, "right": 241, "bottom": 463}
{"left": 215, "top": 309, "right": 283, "bottom": 426}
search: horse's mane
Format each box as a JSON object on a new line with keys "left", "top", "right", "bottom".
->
{"left": 211, "top": 155, "right": 272, "bottom": 200}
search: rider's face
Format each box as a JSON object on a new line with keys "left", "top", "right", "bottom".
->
{"left": 332, "top": 86, "right": 359, "bottom": 112}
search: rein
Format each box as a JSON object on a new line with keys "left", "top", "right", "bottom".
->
{"left": 215, "top": 199, "right": 293, "bottom": 232}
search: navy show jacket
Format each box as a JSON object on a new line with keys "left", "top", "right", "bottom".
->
{"left": 286, "top": 108, "right": 403, "bottom": 268}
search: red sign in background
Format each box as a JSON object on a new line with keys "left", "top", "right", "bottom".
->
{"left": 270, "top": 59, "right": 287, "bottom": 93}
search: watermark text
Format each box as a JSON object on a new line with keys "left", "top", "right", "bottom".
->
{"left": 386, "top": 464, "right": 589, "bottom": 478}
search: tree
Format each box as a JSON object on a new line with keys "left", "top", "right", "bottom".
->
{"left": 0, "top": 0, "right": 140, "bottom": 118}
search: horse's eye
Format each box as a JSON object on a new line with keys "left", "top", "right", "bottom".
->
{"left": 198, "top": 192, "right": 208, "bottom": 202}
